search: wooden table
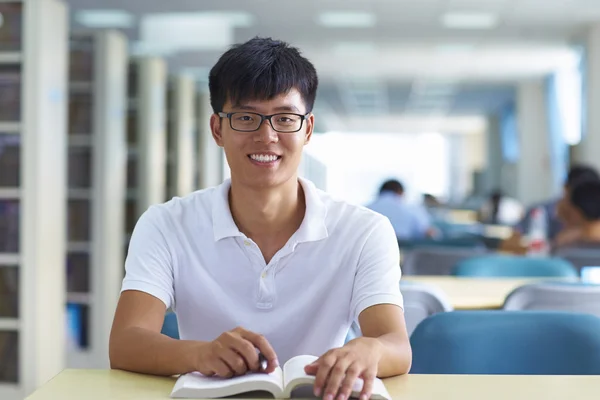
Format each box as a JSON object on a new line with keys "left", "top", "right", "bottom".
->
{"left": 403, "top": 276, "right": 573, "bottom": 310}
{"left": 26, "top": 369, "right": 600, "bottom": 400}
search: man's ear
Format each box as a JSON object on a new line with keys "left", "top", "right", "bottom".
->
{"left": 210, "top": 114, "right": 224, "bottom": 147}
{"left": 304, "top": 113, "right": 315, "bottom": 145}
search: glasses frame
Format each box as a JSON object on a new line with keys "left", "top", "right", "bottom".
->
{"left": 217, "top": 111, "right": 310, "bottom": 133}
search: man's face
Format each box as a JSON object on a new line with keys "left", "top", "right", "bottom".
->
{"left": 210, "top": 88, "right": 314, "bottom": 189}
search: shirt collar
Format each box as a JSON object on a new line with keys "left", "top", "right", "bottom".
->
{"left": 211, "top": 177, "right": 329, "bottom": 243}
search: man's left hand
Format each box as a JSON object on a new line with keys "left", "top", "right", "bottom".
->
{"left": 304, "top": 337, "right": 382, "bottom": 400}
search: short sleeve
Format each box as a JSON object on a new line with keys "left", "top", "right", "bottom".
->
{"left": 350, "top": 216, "right": 404, "bottom": 321}
{"left": 121, "top": 205, "right": 174, "bottom": 309}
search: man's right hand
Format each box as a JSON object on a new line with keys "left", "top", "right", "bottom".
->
{"left": 194, "top": 327, "right": 279, "bottom": 378}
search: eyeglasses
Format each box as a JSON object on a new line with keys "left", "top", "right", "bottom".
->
{"left": 218, "top": 111, "right": 309, "bottom": 133}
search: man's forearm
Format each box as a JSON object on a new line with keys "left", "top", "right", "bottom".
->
{"left": 374, "top": 333, "right": 412, "bottom": 377}
{"left": 109, "top": 327, "right": 205, "bottom": 376}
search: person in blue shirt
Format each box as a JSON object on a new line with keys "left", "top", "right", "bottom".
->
{"left": 367, "top": 179, "right": 434, "bottom": 240}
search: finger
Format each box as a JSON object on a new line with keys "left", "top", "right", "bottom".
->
{"left": 324, "top": 357, "right": 352, "bottom": 400}
{"left": 304, "top": 362, "right": 319, "bottom": 375}
{"left": 240, "top": 330, "right": 279, "bottom": 372}
{"left": 338, "top": 362, "right": 362, "bottom": 400}
{"left": 359, "top": 368, "right": 377, "bottom": 400}
{"left": 313, "top": 353, "right": 335, "bottom": 398}
{"left": 220, "top": 348, "right": 249, "bottom": 376}
{"left": 229, "top": 337, "right": 260, "bottom": 372}
{"left": 211, "top": 359, "right": 235, "bottom": 378}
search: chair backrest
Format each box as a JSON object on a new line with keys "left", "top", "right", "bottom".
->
{"left": 503, "top": 282, "right": 600, "bottom": 317}
{"left": 401, "top": 283, "right": 453, "bottom": 335}
{"left": 451, "top": 255, "right": 578, "bottom": 278}
{"left": 553, "top": 247, "right": 600, "bottom": 274}
{"left": 399, "top": 236, "right": 485, "bottom": 251}
{"left": 347, "top": 283, "right": 452, "bottom": 339}
{"left": 401, "top": 246, "right": 487, "bottom": 276}
{"left": 161, "top": 312, "right": 179, "bottom": 339}
{"left": 410, "top": 311, "right": 600, "bottom": 374}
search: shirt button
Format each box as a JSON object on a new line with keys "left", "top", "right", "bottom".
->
{"left": 244, "top": 240, "right": 251, "bottom": 246}
{"left": 261, "top": 272, "right": 266, "bottom": 279}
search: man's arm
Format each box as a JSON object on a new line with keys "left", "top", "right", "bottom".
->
{"left": 304, "top": 217, "right": 411, "bottom": 400}
{"left": 109, "top": 290, "right": 279, "bottom": 377}
{"left": 109, "top": 290, "right": 203, "bottom": 375}
{"left": 355, "top": 304, "right": 411, "bottom": 377}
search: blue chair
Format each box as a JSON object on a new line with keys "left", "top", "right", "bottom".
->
{"left": 410, "top": 311, "right": 600, "bottom": 374}
{"left": 451, "top": 255, "right": 577, "bottom": 278}
{"left": 161, "top": 312, "right": 180, "bottom": 339}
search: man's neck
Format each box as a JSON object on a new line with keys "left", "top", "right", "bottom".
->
{"left": 228, "top": 176, "right": 306, "bottom": 240}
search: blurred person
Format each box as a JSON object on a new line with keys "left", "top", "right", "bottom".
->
{"left": 478, "top": 189, "right": 524, "bottom": 226}
{"left": 109, "top": 37, "right": 411, "bottom": 400}
{"left": 501, "top": 165, "right": 600, "bottom": 253}
{"left": 367, "top": 179, "right": 435, "bottom": 240}
{"left": 554, "top": 179, "right": 600, "bottom": 250}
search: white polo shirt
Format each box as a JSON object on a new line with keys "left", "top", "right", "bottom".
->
{"left": 122, "top": 178, "right": 403, "bottom": 364}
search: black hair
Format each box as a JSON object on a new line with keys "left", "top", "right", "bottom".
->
{"left": 380, "top": 180, "right": 404, "bottom": 194}
{"left": 566, "top": 164, "right": 600, "bottom": 188}
{"left": 208, "top": 37, "right": 319, "bottom": 114}
{"left": 570, "top": 180, "right": 600, "bottom": 221}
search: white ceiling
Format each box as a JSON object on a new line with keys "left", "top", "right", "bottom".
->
{"left": 64, "top": 0, "right": 600, "bottom": 131}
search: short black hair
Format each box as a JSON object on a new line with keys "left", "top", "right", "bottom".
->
{"left": 566, "top": 164, "right": 600, "bottom": 188}
{"left": 570, "top": 180, "right": 600, "bottom": 221}
{"left": 208, "top": 37, "right": 319, "bottom": 114}
{"left": 380, "top": 180, "right": 404, "bottom": 194}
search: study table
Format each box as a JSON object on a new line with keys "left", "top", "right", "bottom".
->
{"left": 403, "top": 276, "right": 574, "bottom": 310}
{"left": 26, "top": 369, "right": 600, "bottom": 400}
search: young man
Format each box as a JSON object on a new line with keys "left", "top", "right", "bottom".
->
{"left": 109, "top": 38, "right": 411, "bottom": 400}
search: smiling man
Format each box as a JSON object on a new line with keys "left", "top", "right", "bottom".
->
{"left": 109, "top": 37, "right": 411, "bottom": 400}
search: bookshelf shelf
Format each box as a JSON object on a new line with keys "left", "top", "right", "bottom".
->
{"left": 0, "top": 52, "right": 22, "bottom": 64}
{"left": 0, "top": 254, "right": 19, "bottom": 265}
{"left": 0, "top": 189, "right": 20, "bottom": 199}
{"left": 125, "top": 57, "right": 167, "bottom": 252}
{"left": 65, "top": 30, "right": 128, "bottom": 371}
{"left": 0, "top": 122, "right": 21, "bottom": 133}
{"left": 0, "top": 1, "right": 69, "bottom": 399}
{"left": 0, "top": 318, "right": 19, "bottom": 330}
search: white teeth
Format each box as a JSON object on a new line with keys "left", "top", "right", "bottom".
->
{"left": 250, "top": 154, "right": 278, "bottom": 163}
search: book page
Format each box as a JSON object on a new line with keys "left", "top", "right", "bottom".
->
{"left": 283, "top": 355, "right": 318, "bottom": 397}
{"left": 171, "top": 368, "right": 284, "bottom": 399}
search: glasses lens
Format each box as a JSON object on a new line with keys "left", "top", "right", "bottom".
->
{"left": 230, "top": 113, "right": 261, "bottom": 131}
{"left": 271, "top": 113, "right": 303, "bottom": 132}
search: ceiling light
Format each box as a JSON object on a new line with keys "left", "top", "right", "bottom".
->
{"left": 441, "top": 12, "right": 498, "bottom": 29}
{"left": 141, "top": 13, "right": 235, "bottom": 52}
{"left": 316, "top": 12, "right": 377, "bottom": 28}
{"left": 75, "top": 9, "right": 135, "bottom": 28}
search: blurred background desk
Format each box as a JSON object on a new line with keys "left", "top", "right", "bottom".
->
{"left": 403, "top": 276, "right": 573, "bottom": 309}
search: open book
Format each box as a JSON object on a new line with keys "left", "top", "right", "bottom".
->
{"left": 171, "top": 355, "right": 391, "bottom": 399}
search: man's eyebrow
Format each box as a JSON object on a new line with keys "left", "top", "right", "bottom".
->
{"left": 230, "top": 104, "right": 302, "bottom": 113}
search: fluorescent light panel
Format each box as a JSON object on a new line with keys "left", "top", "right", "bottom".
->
{"left": 317, "top": 12, "right": 377, "bottom": 28}
{"left": 75, "top": 9, "right": 135, "bottom": 28}
{"left": 442, "top": 12, "right": 498, "bottom": 29}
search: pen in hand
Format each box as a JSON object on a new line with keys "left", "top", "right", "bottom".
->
{"left": 258, "top": 353, "right": 268, "bottom": 372}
